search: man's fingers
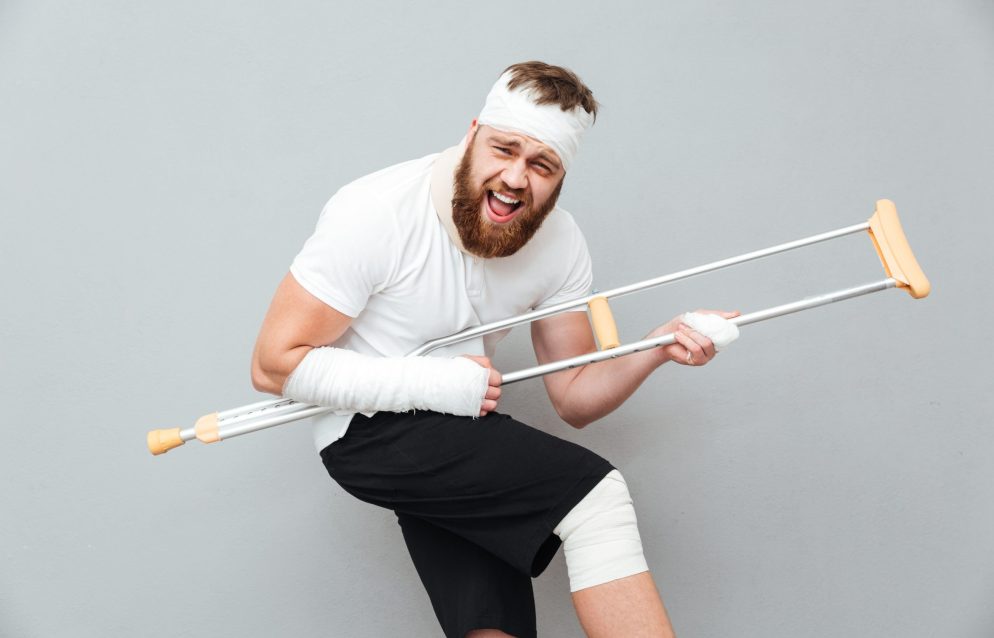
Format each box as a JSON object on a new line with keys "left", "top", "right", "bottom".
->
{"left": 481, "top": 399, "right": 498, "bottom": 412}
{"left": 489, "top": 368, "right": 503, "bottom": 386}
{"left": 485, "top": 385, "right": 501, "bottom": 401}
{"left": 674, "top": 331, "right": 704, "bottom": 364}
{"left": 682, "top": 327, "right": 716, "bottom": 359}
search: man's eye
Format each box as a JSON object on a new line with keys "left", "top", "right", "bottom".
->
{"left": 494, "top": 146, "right": 511, "bottom": 155}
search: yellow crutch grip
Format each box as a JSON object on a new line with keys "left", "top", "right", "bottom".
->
{"left": 867, "top": 200, "right": 931, "bottom": 299}
{"left": 587, "top": 296, "right": 621, "bottom": 350}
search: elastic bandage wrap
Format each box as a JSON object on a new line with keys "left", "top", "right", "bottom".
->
{"left": 477, "top": 71, "right": 594, "bottom": 173}
{"left": 682, "top": 312, "right": 740, "bottom": 351}
{"left": 553, "top": 470, "right": 649, "bottom": 592}
{"left": 282, "top": 347, "right": 490, "bottom": 417}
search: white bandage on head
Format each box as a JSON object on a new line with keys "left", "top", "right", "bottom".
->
{"left": 682, "top": 312, "right": 740, "bottom": 351}
{"left": 553, "top": 470, "right": 649, "bottom": 592}
{"left": 477, "top": 71, "right": 594, "bottom": 173}
{"left": 282, "top": 347, "right": 489, "bottom": 417}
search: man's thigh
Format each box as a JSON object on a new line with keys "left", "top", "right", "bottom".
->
{"left": 398, "top": 512, "right": 536, "bottom": 638}
{"left": 321, "top": 410, "right": 614, "bottom": 576}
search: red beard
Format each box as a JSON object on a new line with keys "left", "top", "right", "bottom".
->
{"left": 451, "top": 137, "right": 563, "bottom": 259}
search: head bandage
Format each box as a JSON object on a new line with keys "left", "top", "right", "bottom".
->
{"left": 477, "top": 71, "right": 594, "bottom": 173}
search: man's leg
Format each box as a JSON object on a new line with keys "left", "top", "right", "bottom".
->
{"left": 552, "top": 470, "right": 675, "bottom": 636}
{"left": 398, "top": 513, "right": 537, "bottom": 638}
{"left": 572, "top": 571, "right": 675, "bottom": 638}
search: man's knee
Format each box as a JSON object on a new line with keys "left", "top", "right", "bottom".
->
{"left": 553, "top": 470, "right": 649, "bottom": 592}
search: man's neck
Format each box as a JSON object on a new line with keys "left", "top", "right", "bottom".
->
{"left": 430, "top": 139, "right": 469, "bottom": 254}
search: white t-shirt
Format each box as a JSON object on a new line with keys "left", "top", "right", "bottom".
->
{"left": 290, "top": 150, "right": 593, "bottom": 452}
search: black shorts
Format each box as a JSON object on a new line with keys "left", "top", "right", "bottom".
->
{"left": 320, "top": 410, "right": 613, "bottom": 638}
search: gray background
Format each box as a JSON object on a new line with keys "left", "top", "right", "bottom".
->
{"left": 2, "top": 1, "right": 991, "bottom": 636}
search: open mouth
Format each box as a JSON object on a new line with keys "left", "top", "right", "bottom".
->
{"left": 485, "top": 190, "right": 523, "bottom": 223}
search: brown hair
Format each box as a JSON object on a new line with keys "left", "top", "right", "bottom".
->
{"left": 502, "top": 61, "right": 599, "bottom": 122}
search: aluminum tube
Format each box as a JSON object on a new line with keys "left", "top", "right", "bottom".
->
{"left": 217, "top": 398, "right": 284, "bottom": 420}
{"left": 502, "top": 278, "right": 895, "bottom": 385}
{"left": 217, "top": 399, "right": 311, "bottom": 426}
{"left": 177, "top": 400, "right": 315, "bottom": 442}
{"left": 412, "top": 222, "right": 870, "bottom": 356}
{"left": 502, "top": 334, "right": 679, "bottom": 384}
{"left": 733, "top": 279, "right": 896, "bottom": 327}
{"left": 218, "top": 405, "right": 332, "bottom": 439}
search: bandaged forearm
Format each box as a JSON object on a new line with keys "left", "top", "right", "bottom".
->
{"left": 282, "top": 347, "right": 490, "bottom": 416}
{"left": 682, "top": 312, "right": 740, "bottom": 351}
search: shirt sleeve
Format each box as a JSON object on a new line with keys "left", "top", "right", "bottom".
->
{"left": 289, "top": 185, "right": 400, "bottom": 318}
{"left": 533, "top": 221, "right": 594, "bottom": 311}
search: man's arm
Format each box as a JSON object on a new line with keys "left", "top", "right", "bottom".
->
{"left": 250, "top": 272, "right": 353, "bottom": 395}
{"left": 531, "top": 310, "right": 736, "bottom": 428}
{"left": 250, "top": 273, "right": 502, "bottom": 414}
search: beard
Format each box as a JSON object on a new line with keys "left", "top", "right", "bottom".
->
{"left": 451, "top": 137, "right": 563, "bottom": 259}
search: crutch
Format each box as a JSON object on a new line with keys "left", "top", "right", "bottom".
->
{"left": 147, "top": 199, "right": 930, "bottom": 456}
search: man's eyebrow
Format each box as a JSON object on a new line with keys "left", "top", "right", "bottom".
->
{"left": 492, "top": 136, "right": 522, "bottom": 148}
{"left": 535, "top": 151, "right": 561, "bottom": 170}
{"left": 491, "top": 135, "right": 559, "bottom": 170}
{"left": 491, "top": 135, "right": 561, "bottom": 170}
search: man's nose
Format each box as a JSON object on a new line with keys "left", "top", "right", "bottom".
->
{"left": 501, "top": 159, "right": 528, "bottom": 190}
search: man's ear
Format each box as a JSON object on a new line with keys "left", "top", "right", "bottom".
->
{"left": 466, "top": 119, "right": 478, "bottom": 139}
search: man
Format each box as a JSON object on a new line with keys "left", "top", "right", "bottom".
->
{"left": 251, "top": 62, "right": 738, "bottom": 638}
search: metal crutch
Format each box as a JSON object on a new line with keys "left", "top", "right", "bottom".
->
{"left": 147, "top": 199, "right": 930, "bottom": 455}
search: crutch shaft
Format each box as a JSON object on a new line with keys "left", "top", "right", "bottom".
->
{"left": 501, "top": 278, "right": 896, "bottom": 385}
{"left": 197, "top": 221, "right": 873, "bottom": 427}
{"left": 412, "top": 221, "right": 870, "bottom": 356}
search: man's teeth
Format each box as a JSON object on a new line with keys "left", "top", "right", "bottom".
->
{"left": 491, "top": 191, "right": 520, "bottom": 205}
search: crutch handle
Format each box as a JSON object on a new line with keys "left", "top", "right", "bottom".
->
{"left": 587, "top": 296, "right": 620, "bottom": 350}
{"left": 868, "top": 200, "right": 931, "bottom": 299}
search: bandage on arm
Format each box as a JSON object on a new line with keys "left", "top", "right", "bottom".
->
{"left": 282, "top": 347, "right": 490, "bottom": 416}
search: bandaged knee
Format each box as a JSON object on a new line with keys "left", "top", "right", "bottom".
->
{"left": 553, "top": 470, "right": 649, "bottom": 592}
{"left": 682, "top": 312, "right": 739, "bottom": 350}
{"left": 282, "top": 347, "right": 489, "bottom": 416}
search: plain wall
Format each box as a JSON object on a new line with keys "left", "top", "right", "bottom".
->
{"left": 2, "top": 1, "right": 992, "bottom": 636}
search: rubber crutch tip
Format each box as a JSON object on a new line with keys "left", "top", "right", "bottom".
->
{"left": 147, "top": 428, "right": 185, "bottom": 456}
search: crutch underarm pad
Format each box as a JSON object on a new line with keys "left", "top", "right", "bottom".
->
{"left": 868, "top": 200, "right": 931, "bottom": 299}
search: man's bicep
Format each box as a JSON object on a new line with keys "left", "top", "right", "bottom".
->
{"left": 530, "top": 311, "right": 596, "bottom": 407}
{"left": 251, "top": 272, "right": 354, "bottom": 393}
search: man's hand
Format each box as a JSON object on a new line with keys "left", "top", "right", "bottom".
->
{"left": 651, "top": 309, "right": 740, "bottom": 367}
{"left": 461, "top": 355, "right": 503, "bottom": 416}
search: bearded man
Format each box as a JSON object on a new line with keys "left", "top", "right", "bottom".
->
{"left": 251, "top": 62, "right": 737, "bottom": 638}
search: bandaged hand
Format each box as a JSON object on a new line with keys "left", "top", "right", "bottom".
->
{"left": 282, "top": 347, "right": 493, "bottom": 417}
{"left": 459, "top": 355, "right": 503, "bottom": 416}
{"left": 653, "top": 309, "right": 740, "bottom": 367}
